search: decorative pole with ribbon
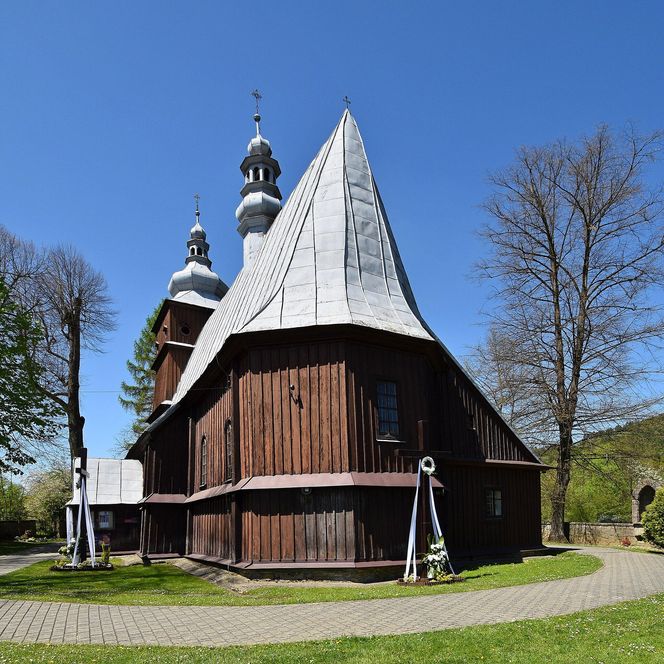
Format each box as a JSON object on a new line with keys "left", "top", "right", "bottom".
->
{"left": 71, "top": 448, "right": 96, "bottom": 568}
{"left": 403, "top": 456, "right": 454, "bottom": 581}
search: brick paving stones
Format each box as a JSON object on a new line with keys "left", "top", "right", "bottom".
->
{"left": 0, "top": 547, "right": 662, "bottom": 646}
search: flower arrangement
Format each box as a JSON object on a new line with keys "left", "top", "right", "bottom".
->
{"left": 422, "top": 535, "right": 453, "bottom": 581}
{"left": 57, "top": 539, "right": 76, "bottom": 561}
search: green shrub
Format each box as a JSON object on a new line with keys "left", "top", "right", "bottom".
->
{"left": 642, "top": 487, "right": 664, "bottom": 548}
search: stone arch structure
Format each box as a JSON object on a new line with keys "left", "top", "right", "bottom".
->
{"left": 632, "top": 477, "right": 662, "bottom": 525}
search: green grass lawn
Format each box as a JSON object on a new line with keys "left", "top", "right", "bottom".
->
{"left": 0, "top": 551, "right": 601, "bottom": 606}
{"left": 0, "top": 593, "right": 660, "bottom": 663}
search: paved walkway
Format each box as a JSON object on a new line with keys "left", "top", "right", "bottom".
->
{"left": 0, "top": 547, "right": 662, "bottom": 646}
{"left": 0, "top": 545, "right": 60, "bottom": 576}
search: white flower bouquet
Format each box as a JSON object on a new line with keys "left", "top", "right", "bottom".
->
{"left": 422, "top": 535, "right": 453, "bottom": 581}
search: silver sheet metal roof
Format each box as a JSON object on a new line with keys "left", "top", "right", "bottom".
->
{"left": 69, "top": 458, "right": 143, "bottom": 506}
{"left": 171, "top": 110, "right": 433, "bottom": 404}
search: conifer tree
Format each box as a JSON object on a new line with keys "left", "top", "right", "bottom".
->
{"left": 118, "top": 303, "right": 161, "bottom": 444}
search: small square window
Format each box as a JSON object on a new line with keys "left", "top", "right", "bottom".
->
{"left": 376, "top": 380, "right": 399, "bottom": 438}
{"left": 97, "top": 510, "right": 114, "bottom": 530}
{"left": 485, "top": 488, "right": 502, "bottom": 518}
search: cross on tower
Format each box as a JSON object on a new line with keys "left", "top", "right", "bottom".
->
{"left": 251, "top": 89, "right": 262, "bottom": 115}
{"left": 343, "top": 95, "right": 351, "bottom": 109}
{"left": 194, "top": 192, "right": 200, "bottom": 212}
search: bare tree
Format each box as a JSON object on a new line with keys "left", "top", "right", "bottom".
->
{"left": 33, "top": 246, "right": 117, "bottom": 459}
{"left": 465, "top": 325, "right": 545, "bottom": 436}
{"left": 477, "top": 125, "right": 664, "bottom": 541}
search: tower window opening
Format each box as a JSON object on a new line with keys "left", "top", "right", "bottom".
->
{"left": 253, "top": 167, "right": 260, "bottom": 181}
{"left": 197, "top": 247, "right": 203, "bottom": 256}
{"left": 264, "top": 169, "right": 271, "bottom": 183}
{"left": 190, "top": 247, "right": 195, "bottom": 255}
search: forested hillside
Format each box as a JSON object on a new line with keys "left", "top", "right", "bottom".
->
{"left": 540, "top": 414, "right": 664, "bottom": 522}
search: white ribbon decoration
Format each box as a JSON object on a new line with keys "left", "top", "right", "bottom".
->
{"left": 71, "top": 484, "right": 83, "bottom": 566}
{"left": 65, "top": 506, "right": 74, "bottom": 546}
{"left": 71, "top": 476, "right": 96, "bottom": 568}
{"left": 403, "top": 463, "right": 422, "bottom": 581}
{"left": 404, "top": 457, "right": 455, "bottom": 580}
{"left": 428, "top": 474, "right": 455, "bottom": 575}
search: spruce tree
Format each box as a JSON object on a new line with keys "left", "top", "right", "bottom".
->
{"left": 118, "top": 303, "right": 161, "bottom": 446}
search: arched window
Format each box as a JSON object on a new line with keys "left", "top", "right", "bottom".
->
{"left": 264, "top": 168, "right": 271, "bottom": 183}
{"left": 197, "top": 247, "right": 203, "bottom": 256}
{"left": 200, "top": 435, "right": 207, "bottom": 487}
{"left": 224, "top": 420, "right": 233, "bottom": 482}
{"left": 190, "top": 247, "right": 195, "bottom": 255}
{"left": 253, "top": 167, "right": 260, "bottom": 181}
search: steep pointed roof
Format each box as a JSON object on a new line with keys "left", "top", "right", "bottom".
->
{"left": 171, "top": 110, "right": 433, "bottom": 403}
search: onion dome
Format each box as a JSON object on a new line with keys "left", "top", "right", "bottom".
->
{"left": 248, "top": 114, "right": 272, "bottom": 156}
{"left": 236, "top": 109, "right": 282, "bottom": 267}
{"left": 168, "top": 202, "right": 228, "bottom": 308}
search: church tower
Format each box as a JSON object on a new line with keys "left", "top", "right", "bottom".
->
{"left": 235, "top": 93, "right": 282, "bottom": 267}
{"left": 149, "top": 200, "right": 227, "bottom": 419}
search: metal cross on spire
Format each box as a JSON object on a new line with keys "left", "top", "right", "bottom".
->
{"left": 251, "top": 89, "right": 262, "bottom": 115}
{"left": 194, "top": 192, "right": 200, "bottom": 213}
{"left": 343, "top": 95, "right": 351, "bottom": 110}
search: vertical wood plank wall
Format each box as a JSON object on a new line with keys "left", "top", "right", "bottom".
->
{"left": 441, "top": 466, "right": 542, "bottom": 554}
{"left": 238, "top": 341, "right": 350, "bottom": 478}
{"left": 147, "top": 333, "right": 543, "bottom": 563}
{"left": 190, "top": 380, "right": 234, "bottom": 491}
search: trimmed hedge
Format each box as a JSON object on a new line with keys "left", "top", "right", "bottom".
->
{"left": 642, "top": 487, "right": 664, "bottom": 548}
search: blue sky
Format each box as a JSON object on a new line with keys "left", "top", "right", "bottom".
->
{"left": 2, "top": 1, "right": 664, "bottom": 460}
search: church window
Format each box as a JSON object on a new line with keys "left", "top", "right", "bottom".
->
{"left": 224, "top": 420, "right": 233, "bottom": 482}
{"left": 190, "top": 247, "right": 195, "bottom": 255}
{"left": 253, "top": 167, "right": 260, "bottom": 181}
{"left": 197, "top": 247, "right": 203, "bottom": 256}
{"left": 97, "top": 510, "right": 114, "bottom": 529}
{"left": 376, "top": 380, "right": 399, "bottom": 438}
{"left": 264, "top": 168, "right": 271, "bottom": 183}
{"left": 200, "top": 435, "right": 208, "bottom": 487}
{"left": 485, "top": 488, "right": 502, "bottom": 518}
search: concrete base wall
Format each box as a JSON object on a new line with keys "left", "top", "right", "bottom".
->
{"left": 542, "top": 522, "right": 634, "bottom": 546}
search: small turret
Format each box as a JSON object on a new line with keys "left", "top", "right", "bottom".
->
{"left": 169, "top": 199, "right": 228, "bottom": 308}
{"left": 235, "top": 91, "right": 282, "bottom": 268}
{"left": 149, "top": 197, "right": 228, "bottom": 419}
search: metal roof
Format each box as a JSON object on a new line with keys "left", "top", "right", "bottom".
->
{"left": 171, "top": 110, "right": 432, "bottom": 403}
{"left": 69, "top": 458, "right": 143, "bottom": 506}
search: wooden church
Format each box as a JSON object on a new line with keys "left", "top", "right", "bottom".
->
{"left": 127, "top": 108, "right": 545, "bottom": 575}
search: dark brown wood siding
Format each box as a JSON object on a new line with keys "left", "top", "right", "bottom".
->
{"left": 438, "top": 368, "right": 533, "bottom": 462}
{"left": 238, "top": 341, "right": 350, "bottom": 478}
{"left": 189, "top": 496, "right": 234, "bottom": 560}
{"left": 439, "top": 464, "right": 542, "bottom": 554}
{"left": 152, "top": 345, "right": 193, "bottom": 409}
{"left": 140, "top": 505, "right": 185, "bottom": 555}
{"left": 345, "top": 341, "right": 434, "bottom": 474}
{"left": 151, "top": 302, "right": 214, "bottom": 410}
{"left": 191, "top": 377, "right": 234, "bottom": 491}
{"left": 145, "top": 417, "right": 188, "bottom": 496}
{"left": 141, "top": 330, "right": 542, "bottom": 565}
{"left": 241, "top": 488, "right": 356, "bottom": 563}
